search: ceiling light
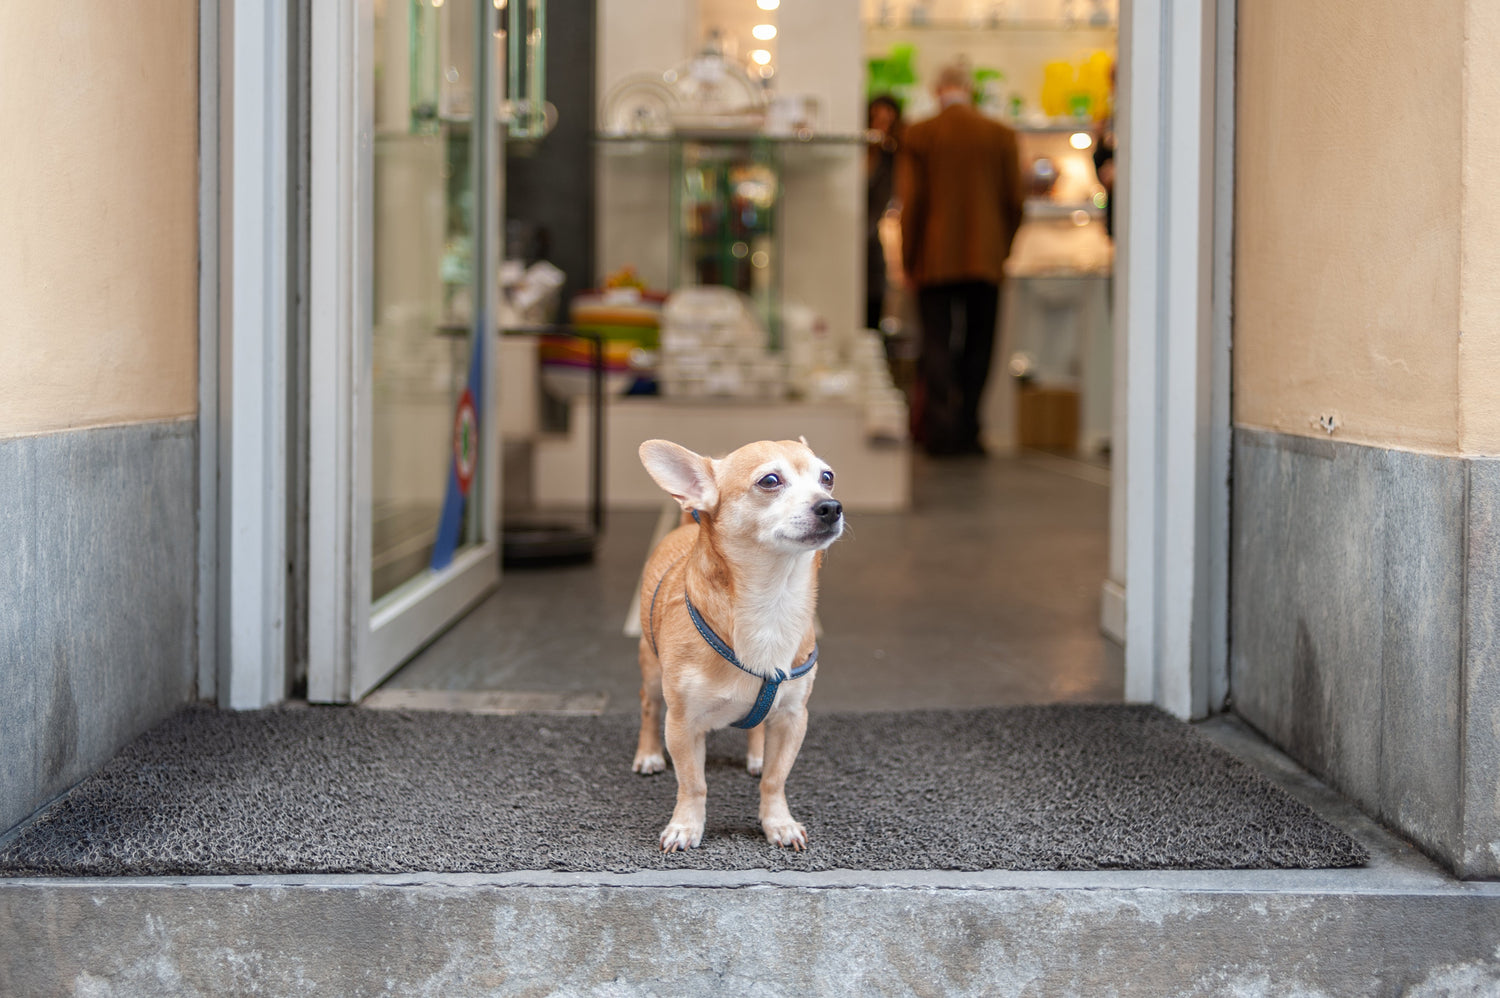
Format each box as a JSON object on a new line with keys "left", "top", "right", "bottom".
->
{"left": 752, "top": 23, "right": 777, "bottom": 40}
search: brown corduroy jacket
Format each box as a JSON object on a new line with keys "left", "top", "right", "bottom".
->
{"left": 897, "top": 102, "right": 1027, "bottom": 289}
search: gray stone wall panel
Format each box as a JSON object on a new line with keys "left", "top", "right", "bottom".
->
{"left": 1377, "top": 448, "right": 1465, "bottom": 865}
{"left": 1463, "top": 458, "right": 1500, "bottom": 878}
{"left": 0, "top": 441, "right": 40, "bottom": 827}
{"left": 1231, "top": 427, "right": 1498, "bottom": 878}
{"left": 0, "top": 420, "right": 197, "bottom": 835}
{"left": 1230, "top": 429, "right": 1384, "bottom": 810}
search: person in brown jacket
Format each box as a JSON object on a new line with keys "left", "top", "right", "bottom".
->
{"left": 898, "top": 64, "right": 1027, "bottom": 456}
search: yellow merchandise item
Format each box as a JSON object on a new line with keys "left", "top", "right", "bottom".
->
{"left": 1080, "top": 51, "right": 1114, "bottom": 121}
{"left": 1041, "top": 61, "right": 1076, "bottom": 117}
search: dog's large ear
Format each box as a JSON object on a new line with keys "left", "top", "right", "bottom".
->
{"left": 639, "top": 440, "right": 717, "bottom": 512}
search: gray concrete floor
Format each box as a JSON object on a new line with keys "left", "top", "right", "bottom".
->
{"left": 381, "top": 451, "right": 1124, "bottom": 711}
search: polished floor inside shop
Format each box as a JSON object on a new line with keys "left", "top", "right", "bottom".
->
{"left": 379, "top": 451, "right": 1124, "bottom": 713}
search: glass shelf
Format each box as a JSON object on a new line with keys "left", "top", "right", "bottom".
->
{"left": 1011, "top": 119, "right": 1108, "bottom": 134}
{"left": 594, "top": 132, "right": 868, "bottom": 147}
{"left": 864, "top": 18, "right": 1116, "bottom": 32}
{"left": 1025, "top": 198, "right": 1106, "bottom": 219}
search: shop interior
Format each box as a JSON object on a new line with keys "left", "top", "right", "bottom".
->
{"left": 366, "top": 0, "right": 1124, "bottom": 709}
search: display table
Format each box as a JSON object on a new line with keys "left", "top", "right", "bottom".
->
{"left": 534, "top": 396, "right": 911, "bottom": 513}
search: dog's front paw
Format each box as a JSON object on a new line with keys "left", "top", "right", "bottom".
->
{"left": 633, "top": 752, "right": 666, "bottom": 775}
{"left": 762, "top": 816, "right": 808, "bottom": 851}
{"left": 659, "top": 821, "right": 703, "bottom": 852}
{"left": 745, "top": 753, "right": 763, "bottom": 776}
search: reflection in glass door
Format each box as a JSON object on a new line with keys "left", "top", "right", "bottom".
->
{"left": 370, "top": 0, "right": 485, "bottom": 603}
{"left": 309, "top": 0, "right": 500, "bottom": 703}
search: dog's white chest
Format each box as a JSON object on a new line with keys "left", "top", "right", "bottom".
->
{"left": 732, "top": 564, "right": 816, "bottom": 679}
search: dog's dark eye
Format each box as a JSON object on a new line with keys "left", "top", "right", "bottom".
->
{"left": 820, "top": 470, "right": 835, "bottom": 488}
{"left": 757, "top": 473, "right": 783, "bottom": 490}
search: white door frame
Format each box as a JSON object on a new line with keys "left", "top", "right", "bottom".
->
{"left": 306, "top": 0, "right": 502, "bottom": 703}
{"left": 1117, "top": 0, "right": 1235, "bottom": 720}
{"left": 200, "top": 0, "right": 293, "bottom": 710}
{"left": 196, "top": 0, "right": 222, "bottom": 705}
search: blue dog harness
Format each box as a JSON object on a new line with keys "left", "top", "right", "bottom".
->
{"left": 684, "top": 594, "right": 819, "bottom": 729}
{"left": 647, "top": 510, "right": 819, "bottom": 730}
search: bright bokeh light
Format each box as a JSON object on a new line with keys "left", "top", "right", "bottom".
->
{"left": 1070, "top": 131, "right": 1093, "bottom": 150}
{"left": 750, "top": 49, "right": 772, "bottom": 65}
{"left": 752, "top": 23, "right": 777, "bottom": 40}
{"left": 757, "top": 0, "right": 780, "bottom": 9}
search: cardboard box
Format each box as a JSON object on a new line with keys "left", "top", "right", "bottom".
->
{"left": 1016, "top": 385, "right": 1080, "bottom": 452}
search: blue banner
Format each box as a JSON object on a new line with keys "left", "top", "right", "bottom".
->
{"left": 430, "top": 327, "right": 484, "bottom": 571}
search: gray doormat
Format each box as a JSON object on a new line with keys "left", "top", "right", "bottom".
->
{"left": 0, "top": 704, "right": 1367, "bottom": 877}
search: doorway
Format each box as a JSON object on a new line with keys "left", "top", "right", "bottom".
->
{"left": 256, "top": 0, "right": 1228, "bottom": 720}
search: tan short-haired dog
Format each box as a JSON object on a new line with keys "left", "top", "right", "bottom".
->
{"left": 634, "top": 438, "right": 844, "bottom": 851}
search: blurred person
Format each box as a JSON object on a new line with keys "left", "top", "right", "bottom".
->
{"left": 898, "top": 64, "right": 1026, "bottom": 456}
{"left": 866, "top": 94, "right": 902, "bottom": 332}
{"left": 1093, "top": 65, "right": 1117, "bottom": 239}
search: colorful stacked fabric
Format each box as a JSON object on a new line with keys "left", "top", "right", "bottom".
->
{"left": 538, "top": 288, "right": 665, "bottom": 399}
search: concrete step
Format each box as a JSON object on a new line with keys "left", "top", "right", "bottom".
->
{"left": 4, "top": 868, "right": 1499, "bottom": 996}
{"left": 3, "top": 720, "right": 1497, "bottom": 996}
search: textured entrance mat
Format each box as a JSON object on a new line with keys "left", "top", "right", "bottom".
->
{"left": 0, "top": 704, "right": 1367, "bottom": 876}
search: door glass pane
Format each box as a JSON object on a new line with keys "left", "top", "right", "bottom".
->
{"left": 371, "top": 0, "right": 485, "bottom": 604}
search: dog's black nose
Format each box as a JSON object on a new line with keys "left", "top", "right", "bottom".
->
{"left": 814, "top": 500, "right": 843, "bottom": 525}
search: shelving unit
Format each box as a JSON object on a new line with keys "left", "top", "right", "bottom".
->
{"left": 864, "top": 12, "right": 1116, "bottom": 125}
{"left": 670, "top": 138, "right": 780, "bottom": 342}
{"left": 595, "top": 132, "right": 865, "bottom": 349}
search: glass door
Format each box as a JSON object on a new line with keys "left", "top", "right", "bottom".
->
{"left": 309, "top": 0, "right": 502, "bottom": 702}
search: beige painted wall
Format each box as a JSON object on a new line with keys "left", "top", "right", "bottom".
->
{"left": 1458, "top": 2, "right": 1500, "bottom": 455}
{"left": 1234, "top": 3, "right": 1465, "bottom": 454}
{"left": 0, "top": 4, "right": 199, "bottom": 438}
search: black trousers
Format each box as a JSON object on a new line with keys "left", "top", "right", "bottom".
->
{"left": 916, "top": 280, "right": 1000, "bottom": 454}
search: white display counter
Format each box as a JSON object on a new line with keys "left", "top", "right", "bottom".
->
{"left": 534, "top": 395, "right": 911, "bottom": 512}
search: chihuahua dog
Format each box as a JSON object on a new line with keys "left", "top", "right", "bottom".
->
{"left": 634, "top": 437, "right": 844, "bottom": 852}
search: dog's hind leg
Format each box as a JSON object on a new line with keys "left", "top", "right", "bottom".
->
{"left": 745, "top": 725, "right": 764, "bottom": 776}
{"left": 632, "top": 638, "right": 667, "bottom": 774}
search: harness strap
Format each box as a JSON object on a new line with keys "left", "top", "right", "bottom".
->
{"left": 646, "top": 509, "right": 701, "bottom": 656}
{"left": 684, "top": 593, "right": 817, "bottom": 730}
{"left": 647, "top": 559, "right": 680, "bottom": 658}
